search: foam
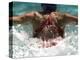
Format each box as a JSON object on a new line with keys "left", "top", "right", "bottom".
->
{"left": 9, "top": 22, "right": 78, "bottom": 58}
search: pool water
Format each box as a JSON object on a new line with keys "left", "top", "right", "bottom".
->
{"left": 9, "top": 2, "right": 78, "bottom": 58}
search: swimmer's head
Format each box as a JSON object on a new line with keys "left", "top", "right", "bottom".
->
{"left": 41, "top": 4, "right": 57, "bottom": 14}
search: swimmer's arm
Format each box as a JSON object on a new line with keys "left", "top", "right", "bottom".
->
{"left": 9, "top": 12, "right": 35, "bottom": 22}
{"left": 63, "top": 13, "right": 78, "bottom": 24}
{"left": 9, "top": 12, "right": 43, "bottom": 23}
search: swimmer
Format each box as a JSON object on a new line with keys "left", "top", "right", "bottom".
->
{"left": 9, "top": 4, "right": 78, "bottom": 48}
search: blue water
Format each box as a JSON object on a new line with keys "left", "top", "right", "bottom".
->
{"left": 11, "top": 2, "right": 78, "bottom": 16}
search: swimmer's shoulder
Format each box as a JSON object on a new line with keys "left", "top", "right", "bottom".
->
{"left": 51, "top": 11, "right": 65, "bottom": 21}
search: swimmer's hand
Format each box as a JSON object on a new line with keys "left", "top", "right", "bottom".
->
{"left": 9, "top": 16, "right": 24, "bottom": 23}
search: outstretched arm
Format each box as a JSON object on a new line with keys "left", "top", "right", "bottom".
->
{"left": 9, "top": 12, "right": 35, "bottom": 23}
{"left": 50, "top": 12, "right": 78, "bottom": 24}
{"left": 63, "top": 13, "right": 78, "bottom": 24}
{"left": 9, "top": 12, "right": 43, "bottom": 23}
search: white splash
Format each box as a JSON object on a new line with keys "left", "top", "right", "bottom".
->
{"left": 9, "top": 22, "right": 78, "bottom": 58}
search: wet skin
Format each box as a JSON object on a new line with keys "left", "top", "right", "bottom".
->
{"left": 9, "top": 12, "right": 78, "bottom": 48}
